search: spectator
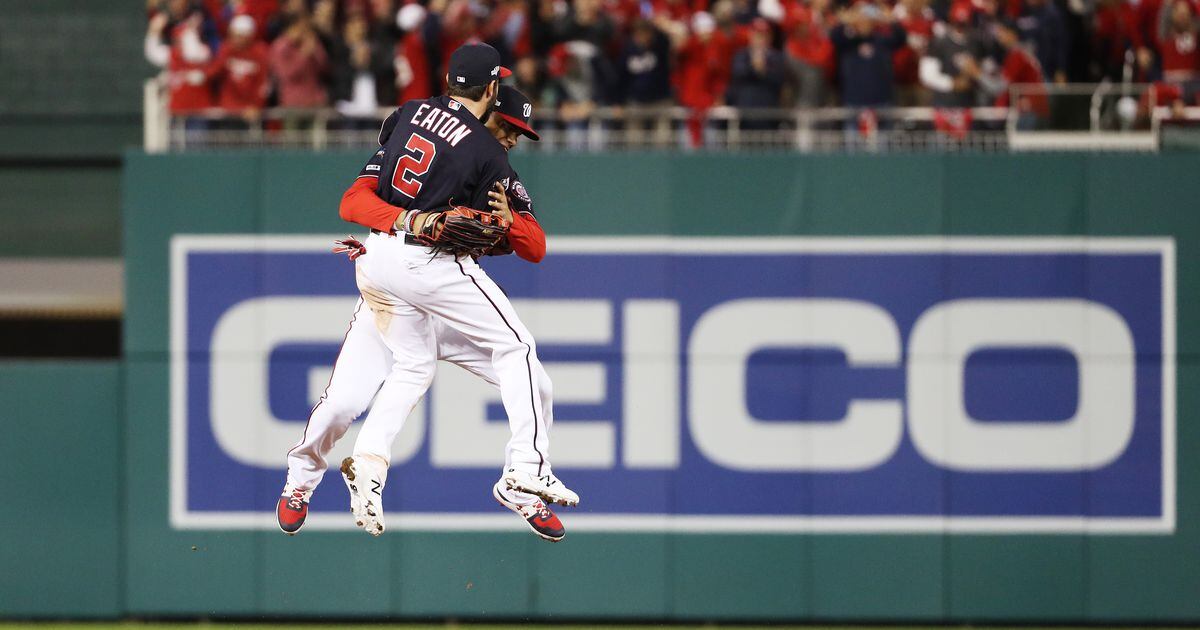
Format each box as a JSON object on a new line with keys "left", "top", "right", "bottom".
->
{"left": 1132, "top": 0, "right": 1164, "bottom": 78}
{"left": 620, "top": 19, "right": 674, "bottom": 104}
{"left": 784, "top": 3, "right": 834, "bottom": 107}
{"left": 514, "top": 55, "right": 567, "bottom": 110}
{"left": 1092, "top": 0, "right": 1139, "bottom": 81}
{"left": 1016, "top": 0, "right": 1068, "bottom": 83}
{"left": 553, "top": 0, "right": 618, "bottom": 50}
{"left": 311, "top": 0, "right": 339, "bottom": 50}
{"left": 266, "top": 0, "right": 309, "bottom": 40}
{"left": 208, "top": 14, "right": 271, "bottom": 116}
{"left": 920, "top": 3, "right": 984, "bottom": 107}
{"left": 439, "top": 0, "right": 483, "bottom": 59}
{"left": 394, "top": 3, "right": 436, "bottom": 103}
{"left": 987, "top": 18, "right": 1048, "bottom": 127}
{"left": 731, "top": 0, "right": 759, "bottom": 24}
{"left": 146, "top": 9, "right": 215, "bottom": 114}
{"left": 549, "top": 41, "right": 603, "bottom": 147}
{"left": 484, "top": 0, "right": 536, "bottom": 61}
{"left": 710, "top": 0, "right": 751, "bottom": 87}
{"left": 893, "top": 0, "right": 936, "bottom": 105}
{"left": 204, "top": 0, "right": 278, "bottom": 39}
{"left": 270, "top": 13, "right": 330, "bottom": 107}
{"left": 677, "top": 12, "right": 733, "bottom": 109}
{"left": 331, "top": 14, "right": 381, "bottom": 117}
{"left": 367, "top": 0, "right": 402, "bottom": 102}
{"left": 1156, "top": 0, "right": 1200, "bottom": 85}
{"left": 830, "top": 1, "right": 908, "bottom": 109}
{"left": 726, "top": 19, "right": 786, "bottom": 127}
{"left": 676, "top": 12, "right": 729, "bottom": 144}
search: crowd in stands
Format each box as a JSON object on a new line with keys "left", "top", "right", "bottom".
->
{"left": 146, "top": 0, "right": 1200, "bottom": 135}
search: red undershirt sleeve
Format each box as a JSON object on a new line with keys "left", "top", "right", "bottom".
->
{"left": 338, "top": 176, "right": 405, "bottom": 233}
{"left": 507, "top": 211, "right": 546, "bottom": 263}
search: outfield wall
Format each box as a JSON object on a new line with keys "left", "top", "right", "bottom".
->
{"left": 5, "top": 151, "right": 1200, "bottom": 622}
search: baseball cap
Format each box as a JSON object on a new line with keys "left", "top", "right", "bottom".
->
{"left": 949, "top": 1, "right": 973, "bottom": 24}
{"left": 230, "top": 14, "right": 256, "bottom": 35}
{"left": 493, "top": 85, "right": 539, "bottom": 141}
{"left": 447, "top": 42, "right": 512, "bottom": 88}
{"left": 692, "top": 11, "right": 716, "bottom": 35}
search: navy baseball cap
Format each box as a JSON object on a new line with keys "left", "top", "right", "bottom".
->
{"left": 448, "top": 43, "right": 512, "bottom": 88}
{"left": 493, "top": 85, "right": 540, "bottom": 141}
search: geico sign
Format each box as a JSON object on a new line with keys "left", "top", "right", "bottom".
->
{"left": 209, "top": 295, "right": 1134, "bottom": 473}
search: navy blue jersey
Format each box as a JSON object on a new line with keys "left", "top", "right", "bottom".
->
{"left": 501, "top": 167, "right": 535, "bottom": 219}
{"left": 359, "top": 95, "right": 509, "bottom": 213}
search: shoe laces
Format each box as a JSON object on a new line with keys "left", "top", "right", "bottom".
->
{"left": 286, "top": 489, "right": 306, "bottom": 510}
{"left": 532, "top": 500, "right": 552, "bottom": 520}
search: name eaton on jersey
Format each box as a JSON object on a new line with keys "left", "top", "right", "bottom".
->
{"left": 170, "top": 237, "right": 1173, "bottom": 532}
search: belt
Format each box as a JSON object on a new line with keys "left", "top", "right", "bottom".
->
{"left": 371, "top": 229, "right": 422, "bottom": 247}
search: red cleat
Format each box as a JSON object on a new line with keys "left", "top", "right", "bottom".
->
{"left": 277, "top": 487, "right": 312, "bottom": 535}
{"left": 493, "top": 482, "right": 565, "bottom": 542}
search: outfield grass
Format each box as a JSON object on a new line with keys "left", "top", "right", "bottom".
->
{"left": 4, "top": 625, "right": 1200, "bottom": 630}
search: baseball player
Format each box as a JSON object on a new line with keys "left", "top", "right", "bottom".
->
{"left": 277, "top": 49, "right": 575, "bottom": 539}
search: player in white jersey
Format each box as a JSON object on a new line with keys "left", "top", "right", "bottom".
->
{"left": 277, "top": 75, "right": 574, "bottom": 541}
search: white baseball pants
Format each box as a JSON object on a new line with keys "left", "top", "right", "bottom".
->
{"left": 284, "top": 231, "right": 554, "bottom": 491}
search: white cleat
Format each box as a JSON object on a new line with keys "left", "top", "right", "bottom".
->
{"left": 340, "top": 456, "right": 386, "bottom": 536}
{"left": 502, "top": 468, "right": 579, "bottom": 507}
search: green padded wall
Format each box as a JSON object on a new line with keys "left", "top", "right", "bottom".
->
{"left": 0, "top": 361, "right": 122, "bottom": 618}
{"left": 113, "top": 150, "right": 1200, "bottom": 623}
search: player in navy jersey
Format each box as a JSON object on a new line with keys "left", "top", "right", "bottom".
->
{"left": 277, "top": 45, "right": 576, "bottom": 539}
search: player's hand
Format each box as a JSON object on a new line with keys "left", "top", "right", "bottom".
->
{"left": 148, "top": 12, "right": 168, "bottom": 34}
{"left": 487, "top": 181, "right": 513, "bottom": 223}
{"left": 332, "top": 235, "right": 367, "bottom": 261}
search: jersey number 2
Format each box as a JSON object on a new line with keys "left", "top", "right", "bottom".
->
{"left": 391, "top": 133, "right": 436, "bottom": 199}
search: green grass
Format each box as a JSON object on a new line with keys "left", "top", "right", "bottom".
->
{"left": 4, "top": 626, "right": 1200, "bottom": 630}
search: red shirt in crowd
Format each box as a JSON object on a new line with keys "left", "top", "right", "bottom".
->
{"left": 395, "top": 34, "right": 434, "bottom": 104}
{"left": 168, "top": 51, "right": 213, "bottom": 113}
{"left": 787, "top": 25, "right": 834, "bottom": 78}
{"left": 165, "top": 23, "right": 213, "bottom": 114}
{"left": 650, "top": 0, "right": 705, "bottom": 21}
{"left": 1093, "top": 0, "right": 1138, "bottom": 71}
{"left": 677, "top": 34, "right": 730, "bottom": 108}
{"left": 1158, "top": 29, "right": 1200, "bottom": 81}
{"left": 995, "top": 46, "right": 1048, "bottom": 115}
{"left": 893, "top": 9, "right": 934, "bottom": 86}
{"left": 270, "top": 34, "right": 329, "bottom": 107}
{"left": 204, "top": 0, "right": 279, "bottom": 38}
{"left": 1135, "top": 0, "right": 1164, "bottom": 49}
{"left": 209, "top": 41, "right": 271, "bottom": 111}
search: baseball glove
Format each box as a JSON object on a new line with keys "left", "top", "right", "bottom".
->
{"left": 412, "top": 205, "right": 510, "bottom": 257}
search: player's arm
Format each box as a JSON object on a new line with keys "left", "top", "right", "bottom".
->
{"left": 506, "top": 211, "right": 546, "bottom": 263}
{"left": 487, "top": 177, "right": 545, "bottom": 263}
{"left": 338, "top": 110, "right": 419, "bottom": 233}
{"left": 484, "top": 181, "right": 545, "bottom": 263}
{"left": 338, "top": 148, "right": 408, "bottom": 232}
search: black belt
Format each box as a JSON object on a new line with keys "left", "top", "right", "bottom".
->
{"left": 371, "top": 229, "right": 422, "bottom": 246}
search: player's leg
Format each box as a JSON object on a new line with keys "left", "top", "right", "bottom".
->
{"left": 341, "top": 266, "right": 438, "bottom": 536}
{"left": 435, "top": 320, "right": 565, "bottom": 541}
{"left": 418, "top": 256, "right": 577, "bottom": 506}
{"left": 278, "top": 298, "right": 391, "bottom": 534}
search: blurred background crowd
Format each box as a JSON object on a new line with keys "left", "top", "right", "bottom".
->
{"left": 145, "top": 0, "right": 1200, "bottom": 134}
